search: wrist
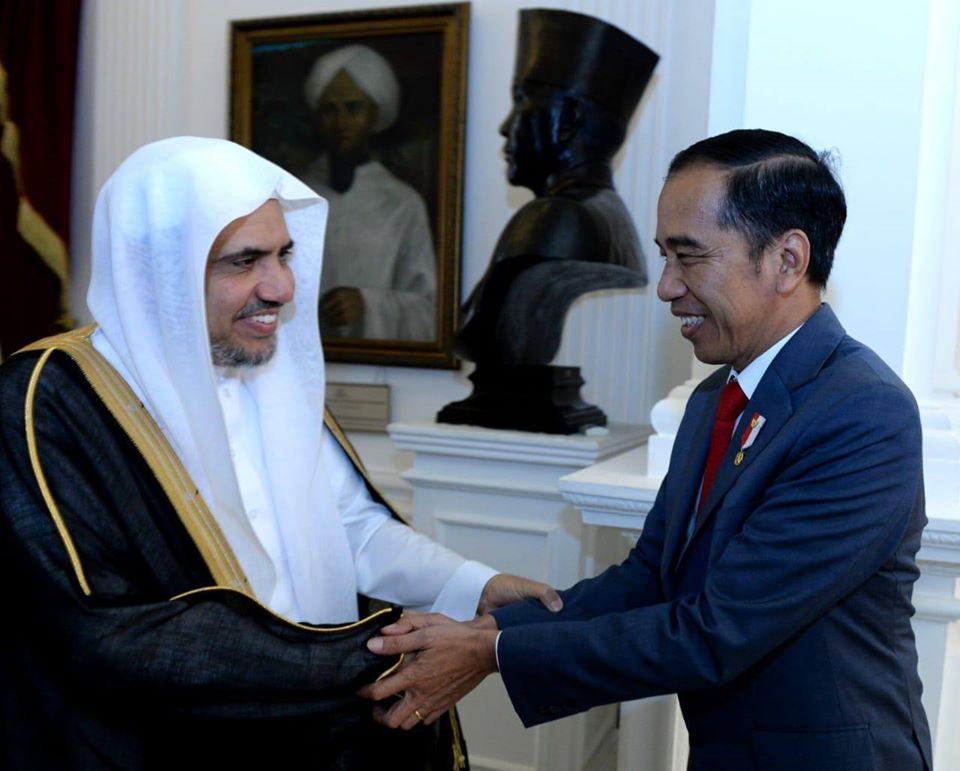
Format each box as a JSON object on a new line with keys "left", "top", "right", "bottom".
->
{"left": 468, "top": 613, "right": 500, "bottom": 631}
{"left": 474, "top": 629, "right": 500, "bottom": 675}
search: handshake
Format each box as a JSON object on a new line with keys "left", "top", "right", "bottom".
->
{"left": 358, "top": 573, "right": 563, "bottom": 728}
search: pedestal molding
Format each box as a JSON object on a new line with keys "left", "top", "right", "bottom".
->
{"left": 389, "top": 421, "right": 650, "bottom": 467}
{"left": 434, "top": 510, "right": 557, "bottom": 536}
{"left": 913, "top": 593, "right": 960, "bottom": 624}
{"left": 922, "top": 526, "right": 960, "bottom": 548}
{"left": 563, "top": 492, "right": 656, "bottom": 515}
{"left": 402, "top": 471, "right": 564, "bottom": 501}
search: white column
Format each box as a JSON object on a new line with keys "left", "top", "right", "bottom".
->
{"left": 913, "top": 521, "right": 960, "bottom": 768}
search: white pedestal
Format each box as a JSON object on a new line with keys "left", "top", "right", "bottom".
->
{"left": 389, "top": 421, "right": 651, "bottom": 771}
{"left": 559, "top": 445, "right": 960, "bottom": 771}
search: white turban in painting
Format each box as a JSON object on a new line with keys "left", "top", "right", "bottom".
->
{"left": 303, "top": 44, "right": 400, "bottom": 133}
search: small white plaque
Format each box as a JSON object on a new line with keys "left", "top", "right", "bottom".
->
{"left": 325, "top": 383, "right": 390, "bottom": 433}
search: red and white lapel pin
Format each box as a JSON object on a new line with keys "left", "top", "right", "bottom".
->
{"left": 734, "top": 412, "right": 766, "bottom": 466}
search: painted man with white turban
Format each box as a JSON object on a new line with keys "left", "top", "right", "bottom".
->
{"left": 0, "top": 137, "right": 558, "bottom": 769}
{"left": 303, "top": 44, "right": 437, "bottom": 341}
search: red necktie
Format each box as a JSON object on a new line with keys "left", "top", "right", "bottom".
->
{"left": 697, "top": 379, "right": 748, "bottom": 521}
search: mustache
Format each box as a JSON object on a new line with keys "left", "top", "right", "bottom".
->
{"left": 235, "top": 298, "right": 284, "bottom": 320}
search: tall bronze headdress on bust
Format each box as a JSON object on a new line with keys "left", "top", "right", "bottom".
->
{"left": 438, "top": 9, "right": 659, "bottom": 433}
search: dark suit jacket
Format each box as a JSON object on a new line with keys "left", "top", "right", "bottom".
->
{"left": 493, "top": 305, "right": 932, "bottom": 770}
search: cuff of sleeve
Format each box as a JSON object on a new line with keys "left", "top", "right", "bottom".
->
{"left": 494, "top": 630, "right": 502, "bottom": 671}
{"left": 430, "top": 560, "right": 498, "bottom": 621}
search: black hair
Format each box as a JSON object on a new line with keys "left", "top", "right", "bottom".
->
{"left": 668, "top": 129, "right": 846, "bottom": 288}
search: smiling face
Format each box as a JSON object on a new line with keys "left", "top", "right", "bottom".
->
{"left": 315, "top": 69, "right": 378, "bottom": 160}
{"left": 205, "top": 200, "right": 294, "bottom": 367}
{"left": 655, "top": 164, "right": 812, "bottom": 372}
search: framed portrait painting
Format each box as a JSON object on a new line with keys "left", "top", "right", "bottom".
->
{"left": 231, "top": 3, "right": 469, "bottom": 368}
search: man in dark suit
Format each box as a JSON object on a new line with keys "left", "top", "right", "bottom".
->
{"left": 362, "top": 129, "right": 932, "bottom": 770}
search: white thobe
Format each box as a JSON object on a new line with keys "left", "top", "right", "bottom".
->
{"left": 216, "top": 369, "right": 494, "bottom": 622}
{"left": 303, "top": 157, "right": 437, "bottom": 342}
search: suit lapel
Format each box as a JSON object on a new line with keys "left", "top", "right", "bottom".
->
{"left": 686, "top": 374, "right": 793, "bottom": 543}
{"left": 660, "top": 375, "right": 723, "bottom": 590}
{"left": 672, "top": 304, "right": 848, "bottom": 570}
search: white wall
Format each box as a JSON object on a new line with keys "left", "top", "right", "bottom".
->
{"left": 70, "top": 0, "right": 714, "bottom": 489}
{"left": 710, "top": 0, "right": 934, "bottom": 379}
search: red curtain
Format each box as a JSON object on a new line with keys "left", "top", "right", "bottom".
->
{"left": 0, "top": 0, "right": 82, "bottom": 359}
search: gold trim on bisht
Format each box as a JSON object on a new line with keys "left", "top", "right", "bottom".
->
{"left": 324, "top": 407, "right": 411, "bottom": 526}
{"left": 170, "top": 587, "right": 403, "bottom": 643}
{"left": 448, "top": 707, "right": 468, "bottom": 769}
{"left": 24, "top": 347, "right": 92, "bottom": 595}
{"left": 20, "top": 326, "right": 250, "bottom": 595}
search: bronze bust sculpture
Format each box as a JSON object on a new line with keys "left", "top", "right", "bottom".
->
{"left": 438, "top": 9, "right": 659, "bottom": 433}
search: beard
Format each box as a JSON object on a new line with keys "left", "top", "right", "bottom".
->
{"left": 209, "top": 298, "right": 281, "bottom": 367}
{"left": 209, "top": 337, "right": 276, "bottom": 367}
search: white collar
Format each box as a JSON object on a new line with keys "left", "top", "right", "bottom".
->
{"left": 729, "top": 322, "right": 804, "bottom": 397}
{"left": 214, "top": 365, "right": 244, "bottom": 385}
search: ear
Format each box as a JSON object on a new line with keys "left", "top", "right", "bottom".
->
{"left": 773, "top": 229, "right": 811, "bottom": 295}
{"left": 556, "top": 97, "right": 584, "bottom": 144}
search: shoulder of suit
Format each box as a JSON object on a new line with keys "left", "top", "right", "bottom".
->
{"left": 820, "top": 334, "right": 912, "bottom": 396}
{"left": 780, "top": 335, "right": 919, "bottom": 437}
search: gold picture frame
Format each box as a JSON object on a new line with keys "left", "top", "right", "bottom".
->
{"left": 231, "top": 3, "right": 469, "bottom": 368}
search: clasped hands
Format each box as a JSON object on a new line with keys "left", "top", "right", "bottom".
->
{"left": 357, "top": 573, "right": 562, "bottom": 729}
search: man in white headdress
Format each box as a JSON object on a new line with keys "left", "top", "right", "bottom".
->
{"left": 303, "top": 44, "right": 436, "bottom": 342}
{"left": 0, "top": 137, "right": 558, "bottom": 769}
